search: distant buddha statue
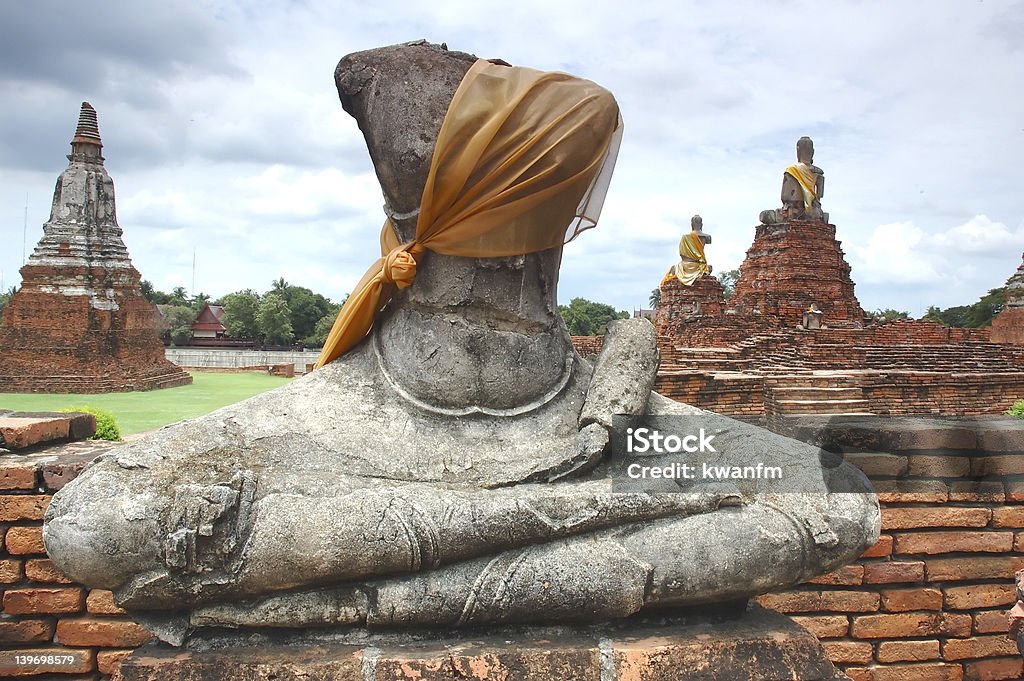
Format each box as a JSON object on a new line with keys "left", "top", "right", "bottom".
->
{"left": 663, "top": 214, "right": 711, "bottom": 286}
{"left": 760, "top": 137, "right": 829, "bottom": 224}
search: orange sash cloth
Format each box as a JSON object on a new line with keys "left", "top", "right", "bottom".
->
{"left": 670, "top": 231, "right": 709, "bottom": 286}
{"left": 785, "top": 163, "right": 819, "bottom": 210}
{"left": 315, "top": 59, "right": 622, "bottom": 368}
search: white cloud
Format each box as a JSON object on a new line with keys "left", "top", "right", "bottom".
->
{"left": 1, "top": 0, "right": 1022, "bottom": 317}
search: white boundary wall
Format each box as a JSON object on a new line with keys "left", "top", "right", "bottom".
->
{"left": 165, "top": 348, "right": 319, "bottom": 373}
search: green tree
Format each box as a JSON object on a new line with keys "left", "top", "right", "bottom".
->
{"left": 218, "top": 290, "right": 262, "bottom": 339}
{"left": 718, "top": 269, "right": 740, "bottom": 300}
{"left": 649, "top": 288, "right": 661, "bottom": 309}
{"left": 867, "top": 308, "right": 910, "bottom": 322}
{"left": 169, "top": 286, "right": 189, "bottom": 306}
{"left": 922, "top": 288, "right": 1005, "bottom": 328}
{"left": 140, "top": 280, "right": 172, "bottom": 305}
{"left": 306, "top": 304, "right": 342, "bottom": 347}
{"left": 190, "top": 292, "right": 212, "bottom": 312}
{"left": 256, "top": 295, "right": 294, "bottom": 345}
{"left": 161, "top": 305, "right": 197, "bottom": 346}
{"left": 558, "top": 297, "right": 629, "bottom": 336}
{"left": 0, "top": 285, "right": 15, "bottom": 312}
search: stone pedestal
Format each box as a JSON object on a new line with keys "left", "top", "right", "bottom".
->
{"left": 731, "top": 220, "right": 864, "bottom": 329}
{"left": 0, "top": 103, "right": 191, "bottom": 393}
{"left": 654, "top": 274, "right": 725, "bottom": 335}
{"left": 115, "top": 606, "right": 846, "bottom": 680}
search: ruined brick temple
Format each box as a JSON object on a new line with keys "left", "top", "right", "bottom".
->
{"left": 636, "top": 139, "right": 1024, "bottom": 419}
{"left": 0, "top": 103, "right": 192, "bottom": 393}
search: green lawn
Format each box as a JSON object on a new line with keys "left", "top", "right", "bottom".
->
{"left": 0, "top": 372, "right": 292, "bottom": 435}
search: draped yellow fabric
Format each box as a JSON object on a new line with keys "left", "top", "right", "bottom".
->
{"left": 314, "top": 59, "right": 622, "bottom": 368}
{"left": 669, "top": 231, "right": 709, "bottom": 286}
{"left": 785, "top": 163, "right": 819, "bottom": 210}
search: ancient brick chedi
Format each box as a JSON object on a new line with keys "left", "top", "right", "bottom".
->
{"left": 730, "top": 218, "right": 864, "bottom": 328}
{"left": 731, "top": 137, "right": 864, "bottom": 328}
{"left": 0, "top": 103, "right": 191, "bottom": 393}
{"left": 988, "top": 251, "right": 1024, "bottom": 344}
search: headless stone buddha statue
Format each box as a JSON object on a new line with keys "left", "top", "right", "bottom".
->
{"left": 761, "top": 136, "right": 829, "bottom": 224}
{"left": 44, "top": 42, "right": 878, "bottom": 645}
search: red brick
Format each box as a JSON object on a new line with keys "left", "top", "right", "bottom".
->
{"left": 893, "top": 531, "right": 1013, "bottom": 555}
{"left": 862, "top": 535, "right": 894, "bottom": 558}
{"left": 2, "top": 587, "right": 84, "bottom": 614}
{"left": 822, "top": 640, "right": 873, "bottom": 664}
{"left": 0, "top": 557, "right": 23, "bottom": 583}
{"left": 0, "top": 460, "right": 37, "bottom": 490}
{"left": 56, "top": 617, "right": 153, "bottom": 647}
{"left": 848, "top": 663, "right": 963, "bottom": 681}
{"left": 97, "top": 648, "right": 134, "bottom": 676}
{"left": 874, "top": 480, "right": 948, "bottom": 503}
{"left": 1015, "top": 531, "right": 1024, "bottom": 552}
{"left": 819, "top": 591, "right": 881, "bottom": 612}
{"left": 0, "top": 417, "right": 70, "bottom": 450}
{"left": 0, "top": 618, "right": 55, "bottom": 644}
{"left": 757, "top": 591, "right": 819, "bottom": 613}
{"left": 926, "top": 556, "right": 1024, "bottom": 582}
{"left": 943, "top": 635, "right": 1020, "bottom": 660}
{"left": 1007, "top": 481, "right": 1024, "bottom": 502}
{"left": 964, "top": 657, "right": 1024, "bottom": 681}
{"left": 24, "top": 558, "right": 73, "bottom": 584}
{"left": 991, "top": 506, "right": 1024, "bottom": 528}
{"left": 907, "top": 455, "right": 970, "bottom": 477}
{"left": 844, "top": 669, "right": 872, "bottom": 681}
{"left": 86, "top": 589, "right": 126, "bottom": 615}
{"left": 845, "top": 452, "right": 908, "bottom": 477}
{"left": 805, "top": 564, "right": 864, "bottom": 586}
{"left": 876, "top": 639, "right": 940, "bottom": 663}
{"left": 880, "top": 587, "right": 943, "bottom": 612}
{"left": 41, "top": 459, "right": 90, "bottom": 491}
{"left": 863, "top": 561, "right": 925, "bottom": 584}
{"left": 972, "top": 455, "right": 1024, "bottom": 476}
{"left": 851, "top": 612, "right": 971, "bottom": 638}
{"left": 790, "top": 614, "right": 849, "bottom": 638}
{"left": 5, "top": 525, "right": 45, "bottom": 554}
{"left": 974, "top": 610, "right": 1011, "bottom": 634}
{"left": 945, "top": 584, "right": 1017, "bottom": 610}
{"left": 0, "top": 494, "right": 50, "bottom": 521}
{"left": 881, "top": 507, "right": 991, "bottom": 530}
{"left": 759, "top": 590, "right": 878, "bottom": 613}
{"left": 949, "top": 481, "right": 1005, "bottom": 503}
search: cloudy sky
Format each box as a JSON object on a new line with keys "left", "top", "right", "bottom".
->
{"left": 2, "top": 0, "right": 1022, "bottom": 317}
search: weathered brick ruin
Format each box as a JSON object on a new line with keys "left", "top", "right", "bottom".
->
{"left": 653, "top": 274, "right": 724, "bottom": 335}
{"left": 731, "top": 219, "right": 865, "bottom": 329}
{"left": 642, "top": 139, "right": 1024, "bottom": 419}
{"left": 4, "top": 414, "right": 1024, "bottom": 680}
{"left": 759, "top": 417, "right": 1024, "bottom": 680}
{"left": 989, "top": 251, "right": 1024, "bottom": 345}
{"left": 0, "top": 103, "right": 191, "bottom": 393}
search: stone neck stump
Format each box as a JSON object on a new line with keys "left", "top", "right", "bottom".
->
{"left": 0, "top": 103, "right": 191, "bottom": 393}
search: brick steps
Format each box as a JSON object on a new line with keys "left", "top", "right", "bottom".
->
{"left": 772, "top": 399, "right": 874, "bottom": 415}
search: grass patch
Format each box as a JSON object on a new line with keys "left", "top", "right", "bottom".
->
{"left": 0, "top": 372, "right": 292, "bottom": 435}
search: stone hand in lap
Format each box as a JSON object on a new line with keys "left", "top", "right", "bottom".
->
{"left": 44, "top": 41, "right": 878, "bottom": 644}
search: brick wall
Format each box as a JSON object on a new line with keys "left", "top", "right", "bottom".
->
{"left": 761, "top": 420, "right": 1024, "bottom": 680}
{"left": 0, "top": 443, "right": 154, "bottom": 679}
{"left": 4, "top": 431, "right": 1023, "bottom": 679}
